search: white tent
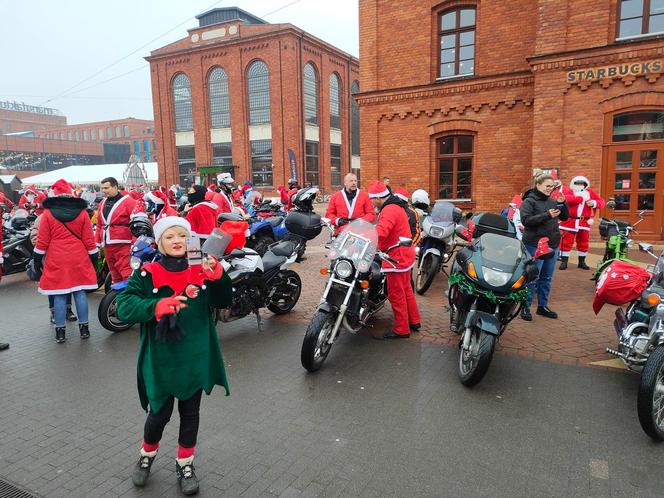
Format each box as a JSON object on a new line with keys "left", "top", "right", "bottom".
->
{"left": 21, "top": 163, "right": 159, "bottom": 187}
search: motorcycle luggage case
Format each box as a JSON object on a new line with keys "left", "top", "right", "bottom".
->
{"left": 598, "top": 218, "right": 630, "bottom": 239}
{"left": 285, "top": 210, "right": 322, "bottom": 240}
{"left": 471, "top": 212, "right": 517, "bottom": 239}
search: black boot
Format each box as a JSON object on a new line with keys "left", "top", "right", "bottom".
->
{"left": 66, "top": 306, "right": 78, "bottom": 322}
{"left": 55, "top": 327, "right": 66, "bottom": 344}
{"left": 537, "top": 306, "right": 558, "bottom": 319}
{"left": 520, "top": 306, "right": 532, "bottom": 321}
{"left": 559, "top": 256, "right": 568, "bottom": 270}
{"left": 132, "top": 449, "right": 157, "bottom": 487}
{"left": 578, "top": 256, "right": 590, "bottom": 270}
{"left": 176, "top": 457, "right": 200, "bottom": 495}
{"left": 79, "top": 323, "right": 90, "bottom": 339}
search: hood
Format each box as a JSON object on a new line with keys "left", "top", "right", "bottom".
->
{"left": 570, "top": 175, "right": 589, "bottom": 190}
{"left": 522, "top": 188, "right": 549, "bottom": 201}
{"left": 379, "top": 195, "right": 403, "bottom": 211}
{"left": 187, "top": 185, "right": 207, "bottom": 205}
{"left": 42, "top": 196, "right": 88, "bottom": 222}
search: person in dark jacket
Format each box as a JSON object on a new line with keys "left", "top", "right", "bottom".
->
{"left": 519, "top": 172, "right": 569, "bottom": 321}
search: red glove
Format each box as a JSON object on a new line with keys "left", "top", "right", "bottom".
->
{"left": 202, "top": 256, "right": 223, "bottom": 281}
{"left": 534, "top": 237, "right": 553, "bottom": 259}
{"left": 155, "top": 297, "right": 185, "bottom": 321}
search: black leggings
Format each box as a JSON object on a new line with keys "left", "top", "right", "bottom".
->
{"left": 143, "top": 389, "right": 202, "bottom": 448}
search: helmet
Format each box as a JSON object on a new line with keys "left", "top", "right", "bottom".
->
{"left": 291, "top": 187, "right": 318, "bottom": 212}
{"left": 411, "top": 189, "right": 430, "bottom": 208}
{"left": 287, "top": 178, "right": 297, "bottom": 187}
{"left": 129, "top": 213, "right": 154, "bottom": 238}
{"left": 217, "top": 172, "right": 234, "bottom": 185}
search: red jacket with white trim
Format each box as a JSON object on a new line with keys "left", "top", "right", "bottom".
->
{"left": 375, "top": 197, "right": 415, "bottom": 272}
{"left": 95, "top": 194, "right": 137, "bottom": 246}
{"left": 325, "top": 189, "right": 375, "bottom": 228}
{"left": 559, "top": 185, "right": 605, "bottom": 232}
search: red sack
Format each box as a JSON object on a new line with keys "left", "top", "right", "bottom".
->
{"left": 219, "top": 220, "right": 249, "bottom": 253}
{"left": 534, "top": 237, "right": 554, "bottom": 260}
{"left": 593, "top": 260, "right": 651, "bottom": 314}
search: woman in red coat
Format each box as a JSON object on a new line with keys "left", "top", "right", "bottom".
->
{"left": 184, "top": 185, "right": 218, "bottom": 241}
{"left": 33, "top": 179, "right": 99, "bottom": 344}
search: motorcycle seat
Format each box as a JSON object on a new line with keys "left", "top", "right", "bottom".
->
{"left": 262, "top": 251, "right": 287, "bottom": 270}
{"left": 270, "top": 240, "right": 296, "bottom": 257}
{"left": 267, "top": 216, "right": 284, "bottom": 227}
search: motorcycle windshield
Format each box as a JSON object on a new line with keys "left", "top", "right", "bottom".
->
{"left": 477, "top": 233, "right": 525, "bottom": 273}
{"left": 429, "top": 201, "right": 455, "bottom": 225}
{"left": 330, "top": 219, "right": 378, "bottom": 269}
{"left": 655, "top": 250, "right": 664, "bottom": 277}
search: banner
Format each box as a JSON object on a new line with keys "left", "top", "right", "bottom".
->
{"left": 287, "top": 149, "right": 298, "bottom": 182}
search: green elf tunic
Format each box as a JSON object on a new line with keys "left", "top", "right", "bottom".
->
{"left": 116, "top": 259, "right": 232, "bottom": 413}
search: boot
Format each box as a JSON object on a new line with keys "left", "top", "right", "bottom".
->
{"left": 176, "top": 456, "right": 200, "bottom": 496}
{"left": 578, "top": 256, "right": 590, "bottom": 270}
{"left": 49, "top": 308, "right": 55, "bottom": 324}
{"left": 559, "top": 256, "right": 568, "bottom": 270}
{"left": 132, "top": 448, "right": 157, "bottom": 487}
{"left": 520, "top": 306, "right": 532, "bottom": 321}
{"left": 55, "top": 327, "right": 66, "bottom": 344}
{"left": 79, "top": 323, "right": 90, "bottom": 339}
{"left": 66, "top": 306, "right": 78, "bottom": 322}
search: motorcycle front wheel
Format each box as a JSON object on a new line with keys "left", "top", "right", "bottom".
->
{"left": 458, "top": 328, "right": 496, "bottom": 387}
{"left": 415, "top": 253, "right": 440, "bottom": 295}
{"left": 267, "top": 270, "right": 302, "bottom": 314}
{"left": 637, "top": 345, "right": 664, "bottom": 441}
{"left": 98, "top": 290, "right": 133, "bottom": 332}
{"left": 301, "top": 310, "right": 335, "bottom": 372}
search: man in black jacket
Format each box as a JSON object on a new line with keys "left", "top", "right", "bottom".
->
{"left": 519, "top": 173, "right": 569, "bottom": 321}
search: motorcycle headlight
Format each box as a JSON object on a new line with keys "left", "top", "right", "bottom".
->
{"left": 429, "top": 226, "right": 444, "bottom": 239}
{"left": 482, "top": 267, "right": 512, "bottom": 288}
{"left": 130, "top": 256, "right": 142, "bottom": 270}
{"left": 335, "top": 259, "right": 354, "bottom": 279}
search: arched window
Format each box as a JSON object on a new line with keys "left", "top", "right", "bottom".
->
{"left": 437, "top": 135, "right": 474, "bottom": 199}
{"left": 247, "top": 60, "right": 270, "bottom": 125}
{"left": 439, "top": 7, "right": 476, "bottom": 78}
{"left": 303, "top": 63, "right": 318, "bottom": 125}
{"left": 208, "top": 67, "right": 230, "bottom": 128}
{"left": 172, "top": 73, "right": 193, "bottom": 132}
{"left": 329, "top": 73, "right": 341, "bottom": 129}
{"left": 351, "top": 81, "right": 360, "bottom": 157}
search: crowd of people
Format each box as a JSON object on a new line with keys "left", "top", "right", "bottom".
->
{"left": 0, "top": 167, "right": 607, "bottom": 494}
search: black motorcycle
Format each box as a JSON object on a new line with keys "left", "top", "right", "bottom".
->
{"left": 301, "top": 218, "right": 412, "bottom": 372}
{"left": 448, "top": 213, "right": 538, "bottom": 386}
{"left": 1, "top": 209, "right": 35, "bottom": 277}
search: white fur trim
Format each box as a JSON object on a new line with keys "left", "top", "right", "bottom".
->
{"left": 560, "top": 251, "right": 571, "bottom": 257}
{"left": 33, "top": 247, "right": 46, "bottom": 254}
{"left": 176, "top": 456, "right": 194, "bottom": 466}
{"left": 88, "top": 249, "right": 99, "bottom": 255}
{"left": 38, "top": 284, "right": 99, "bottom": 295}
{"left": 381, "top": 262, "right": 415, "bottom": 273}
{"left": 369, "top": 188, "right": 390, "bottom": 199}
{"left": 569, "top": 176, "right": 590, "bottom": 188}
{"left": 145, "top": 192, "right": 164, "bottom": 205}
{"left": 140, "top": 448, "right": 158, "bottom": 458}
{"left": 577, "top": 251, "right": 588, "bottom": 257}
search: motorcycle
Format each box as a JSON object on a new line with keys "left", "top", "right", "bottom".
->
{"left": 414, "top": 200, "right": 461, "bottom": 295}
{"left": 448, "top": 213, "right": 538, "bottom": 386}
{"left": 601, "top": 243, "right": 664, "bottom": 441}
{"left": 592, "top": 210, "right": 645, "bottom": 281}
{"left": 1, "top": 209, "right": 35, "bottom": 278}
{"left": 300, "top": 218, "right": 412, "bottom": 372}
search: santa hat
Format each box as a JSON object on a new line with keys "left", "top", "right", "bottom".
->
{"left": 24, "top": 184, "right": 38, "bottom": 196}
{"left": 153, "top": 216, "right": 191, "bottom": 244}
{"left": 49, "top": 179, "right": 74, "bottom": 197}
{"left": 128, "top": 190, "right": 144, "bottom": 201}
{"left": 509, "top": 194, "right": 522, "bottom": 209}
{"left": 169, "top": 184, "right": 179, "bottom": 193}
{"left": 368, "top": 180, "right": 390, "bottom": 199}
{"left": 569, "top": 175, "right": 590, "bottom": 188}
{"left": 145, "top": 190, "right": 166, "bottom": 205}
{"left": 217, "top": 173, "right": 234, "bottom": 185}
{"left": 394, "top": 187, "right": 409, "bottom": 202}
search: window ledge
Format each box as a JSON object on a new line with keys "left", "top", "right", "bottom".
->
{"left": 435, "top": 73, "right": 475, "bottom": 83}
{"left": 615, "top": 31, "right": 664, "bottom": 43}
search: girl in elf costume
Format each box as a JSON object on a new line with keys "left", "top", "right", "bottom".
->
{"left": 117, "top": 216, "right": 232, "bottom": 495}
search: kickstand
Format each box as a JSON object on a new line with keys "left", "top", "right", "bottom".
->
{"left": 254, "top": 310, "right": 263, "bottom": 332}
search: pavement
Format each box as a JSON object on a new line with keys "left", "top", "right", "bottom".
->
{"left": 1, "top": 237, "right": 663, "bottom": 497}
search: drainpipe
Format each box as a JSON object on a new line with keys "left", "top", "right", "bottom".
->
{"left": 299, "top": 30, "right": 305, "bottom": 185}
{"left": 347, "top": 55, "right": 352, "bottom": 178}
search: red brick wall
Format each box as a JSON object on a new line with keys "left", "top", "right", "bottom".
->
{"left": 0, "top": 109, "right": 66, "bottom": 134}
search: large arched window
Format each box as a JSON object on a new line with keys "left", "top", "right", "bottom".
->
{"left": 247, "top": 60, "right": 270, "bottom": 125}
{"left": 208, "top": 67, "right": 230, "bottom": 128}
{"left": 329, "top": 73, "right": 341, "bottom": 129}
{"left": 438, "top": 7, "right": 476, "bottom": 78}
{"left": 437, "top": 134, "right": 474, "bottom": 199}
{"left": 351, "top": 81, "right": 360, "bottom": 157}
{"left": 172, "top": 73, "right": 193, "bottom": 132}
{"left": 303, "top": 63, "right": 318, "bottom": 125}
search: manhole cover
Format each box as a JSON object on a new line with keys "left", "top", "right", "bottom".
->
{"left": 0, "top": 478, "right": 40, "bottom": 498}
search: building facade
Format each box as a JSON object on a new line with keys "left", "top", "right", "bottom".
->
{"left": 358, "top": 0, "right": 664, "bottom": 239}
{"left": 146, "top": 7, "right": 360, "bottom": 193}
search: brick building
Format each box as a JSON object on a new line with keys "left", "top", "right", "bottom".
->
{"left": 359, "top": 0, "right": 664, "bottom": 239}
{"left": 146, "top": 7, "right": 360, "bottom": 194}
{"left": 0, "top": 102, "right": 65, "bottom": 134}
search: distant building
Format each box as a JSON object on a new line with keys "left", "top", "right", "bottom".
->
{"left": 146, "top": 6, "right": 360, "bottom": 192}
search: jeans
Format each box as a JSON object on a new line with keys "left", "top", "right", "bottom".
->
{"left": 53, "top": 290, "right": 88, "bottom": 327}
{"left": 143, "top": 389, "right": 203, "bottom": 448}
{"left": 48, "top": 294, "right": 71, "bottom": 309}
{"left": 524, "top": 244, "right": 559, "bottom": 309}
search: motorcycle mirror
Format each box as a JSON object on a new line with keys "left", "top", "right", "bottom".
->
{"left": 455, "top": 225, "right": 469, "bottom": 241}
{"left": 606, "top": 199, "right": 616, "bottom": 210}
{"left": 321, "top": 217, "right": 331, "bottom": 225}
{"left": 398, "top": 236, "right": 412, "bottom": 247}
{"left": 639, "top": 242, "right": 654, "bottom": 253}
{"left": 638, "top": 210, "right": 646, "bottom": 219}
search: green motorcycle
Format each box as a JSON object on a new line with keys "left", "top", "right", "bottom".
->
{"left": 592, "top": 210, "right": 645, "bottom": 281}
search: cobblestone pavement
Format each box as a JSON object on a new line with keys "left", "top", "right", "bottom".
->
{"left": 1, "top": 240, "right": 663, "bottom": 497}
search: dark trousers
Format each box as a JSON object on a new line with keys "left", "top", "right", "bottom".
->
{"left": 143, "top": 389, "right": 202, "bottom": 448}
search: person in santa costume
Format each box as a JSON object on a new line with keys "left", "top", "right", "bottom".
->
{"left": 184, "top": 184, "right": 218, "bottom": 243}
{"left": 325, "top": 173, "right": 375, "bottom": 234}
{"left": 116, "top": 216, "right": 232, "bottom": 495}
{"left": 95, "top": 177, "right": 137, "bottom": 284}
{"left": 18, "top": 184, "right": 46, "bottom": 215}
{"left": 0, "top": 191, "right": 15, "bottom": 210}
{"left": 369, "top": 180, "right": 421, "bottom": 339}
{"left": 208, "top": 173, "right": 235, "bottom": 214}
{"left": 558, "top": 175, "right": 605, "bottom": 270}
{"left": 145, "top": 190, "right": 177, "bottom": 222}
{"left": 33, "top": 179, "right": 99, "bottom": 343}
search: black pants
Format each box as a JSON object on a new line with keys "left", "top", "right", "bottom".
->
{"left": 143, "top": 389, "right": 202, "bottom": 448}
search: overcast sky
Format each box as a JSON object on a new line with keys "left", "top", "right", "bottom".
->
{"left": 1, "top": 0, "right": 359, "bottom": 125}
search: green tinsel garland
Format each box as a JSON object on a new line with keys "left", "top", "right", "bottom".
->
{"left": 448, "top": 272, "right": 529, "bottom": 304}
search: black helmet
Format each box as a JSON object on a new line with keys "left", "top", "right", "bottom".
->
{"left": 129, "top": 213, "right": 154, "bottom": 238}
{"left": 291, "top": 187, "right": 318, "bottom": 212}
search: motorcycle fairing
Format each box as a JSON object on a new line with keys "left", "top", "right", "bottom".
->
{"left": 464, "top": 309, "right": 501, "bottom": 336}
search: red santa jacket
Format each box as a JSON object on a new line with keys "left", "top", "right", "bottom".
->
{"left": 206, "top": 190, "right": 232, "bottom": 214}
{"left": 560, "top": 178, "right": 605, "bottom": 232}
{"left": 375, "top": 197, "right": 416, "bottom": 272}
{"left": 0, "top": 192, "right": 14, "bottom": 209}
{"left": 326, "top": 189, "right": 375, "bottom": 230}
{"left": 185, "top": 201, "right": 218, "bottom": 238}
{"left": 95, "top": 194, "right": 137, "bottom": 246}
{"left": 19, "top": 191, "right": 46, "bottom": 215}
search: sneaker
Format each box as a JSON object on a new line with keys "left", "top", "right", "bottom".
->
{"left": 79, "top": 323, "right": 90, "bottom": 339}
{"left": 536, "top": 306, "right": 558, "bottom": 319}
{"left": 55, "top": 327, "right": 66, "bottom": 344}
{"left": 520, "top": 307, "right": 532, "bottom": 321}
{"left": 176, "top": 458, "right": 199, "bottom": 496}
{"left": 66, "top": 307, "right": 78, "bottom": 322}
{"left": 132, "top": 451, "right": 157, "bottom": 487}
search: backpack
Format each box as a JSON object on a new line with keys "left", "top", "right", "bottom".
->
{"left": 404, "top": 205, "right": 422, "bottom": 245}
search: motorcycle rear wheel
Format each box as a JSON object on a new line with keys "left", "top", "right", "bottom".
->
{"left": 637, "top": 345, "right": 664, "bottom": 441}
{"left": 415, "top": 253, "right": 440, "bottom": 295}
{"left": 98, "top": 290, "right": 133, "bottom": 332}
{"left": 301, "top": 310, "right": 334, "bottom": 372}
{"left": 458, "top": 328, "right": 496, "bottom": 387}
{"left": 267, "top": 270, "right": 302, "bottom": 314}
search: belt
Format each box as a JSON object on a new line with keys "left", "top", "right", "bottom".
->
{"left": 570, "top": 216, "right": 587, "bottom": 220}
